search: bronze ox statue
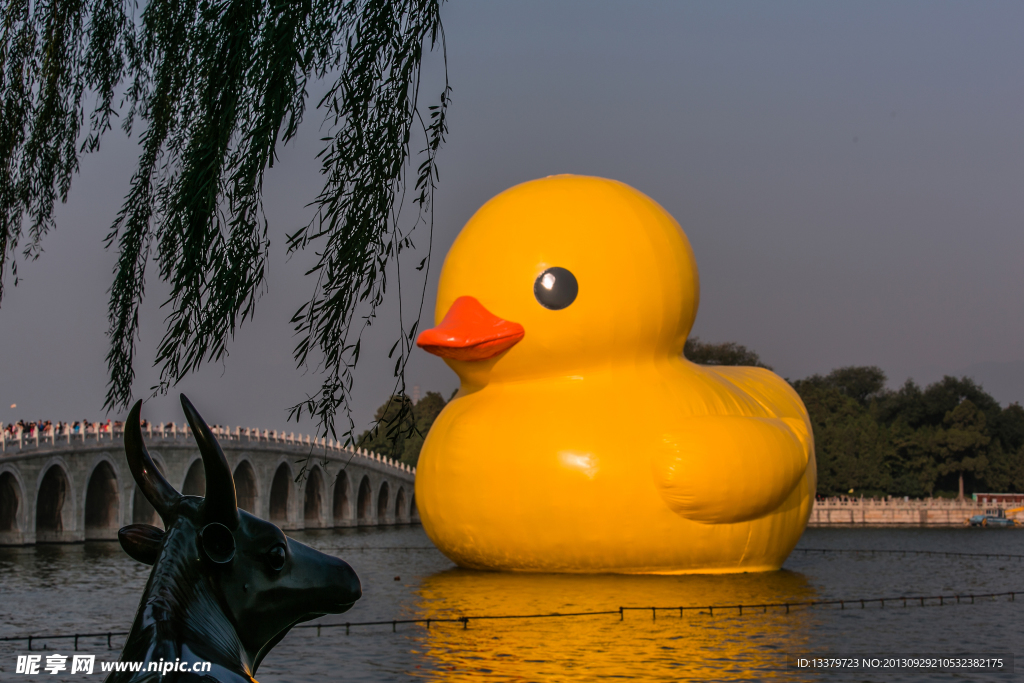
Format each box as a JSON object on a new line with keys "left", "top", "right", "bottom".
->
{"left": 111, "top": 396, "right": 361, "bottom": 682}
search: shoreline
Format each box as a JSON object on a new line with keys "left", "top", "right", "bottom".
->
{"left": 809, "top": 497, "right": 1022, "bottom": 526}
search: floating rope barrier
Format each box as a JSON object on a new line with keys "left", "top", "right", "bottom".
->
{"left": 326, "top": 547, "right": 439, "bottom": 551}
{"left": 322, "top": 547, "right": 1024, "bottom": 559}
{"left": 1, "top": 631, "right": 124, "bottom": 650}
{"left": 794, "top": 548, "right": 1024, "bottom": 561}
{"left": 4, "top": 590, "right": 1020, "bottom": 647}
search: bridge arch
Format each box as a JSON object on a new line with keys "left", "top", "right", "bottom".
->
{"left": 303, "top": 466, "right": 325, "bottom": 528}
{"left": 395, "top": 486, "right": 407, "bottom": 523}
{"left": 36, "top": 460, "right": 74, "bottom": 542}
{"left": 377, "top": 480, "right": 390, "bottom": 524}
{"left": 0, "top": 467, "right": 25, "bottom": 538}
{"left": 410, "top": 493, "right": 417, "bottom": 521}
{"left": 332, "top": 470, "right": 351, "bottom": 526}
{"left": 84, "top": 458, "right": 120, "bottom": 539}
{"left": 269, "top": 462, "right": 292, "bottom": 525}
{"left": 233, "top": 459, "right": 258, "bottom": 514}
{"left": 356, "top": 476, "right": 372, "bottom": 524}
{"left": 181, "top": 457, "right": 206, "bottom": 497}
{"left": 131, "top": 453, "right": 166, "bottom": 527}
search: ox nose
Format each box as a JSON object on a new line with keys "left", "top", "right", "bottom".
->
{"left": 286, "top": 537, "right": 361, "bottom": 612}
{"left": 334, "top": 557, "right": 362, "bottom": 606}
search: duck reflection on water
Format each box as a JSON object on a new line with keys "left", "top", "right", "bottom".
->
{"left": 408, "top": 568, "right": 817, "bottom": 681}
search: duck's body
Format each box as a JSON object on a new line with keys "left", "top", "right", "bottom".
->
{"left": 416, "top": 175, "right": 815, "bottom": 574}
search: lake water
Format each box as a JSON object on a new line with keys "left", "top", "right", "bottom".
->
{"left": 1, "top": 526, "right": 1021, "bottom": 682}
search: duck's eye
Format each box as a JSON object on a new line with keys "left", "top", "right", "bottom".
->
{"left": 534, "top": 267, "right": 578, "bottom": 310}
{"left": 267, "top": 545, "right": 287, "bottom": 571}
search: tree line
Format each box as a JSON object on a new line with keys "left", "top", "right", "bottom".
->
{"left": 362, "top": 339, "right": 1024, "bottom": 499}
{"left": 687, "top": 337, "right": 1024, "bottom": 499}
{"left": 793, "top": 368, "right": 1023, "bottom": 498}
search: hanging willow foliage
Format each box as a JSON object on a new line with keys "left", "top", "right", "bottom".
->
{"left": 0, "top": 0, "right": 449, "bottom": 445}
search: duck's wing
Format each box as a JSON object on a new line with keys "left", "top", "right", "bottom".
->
{"left": 651, "top": 415, "right": 810, "bottom": 525}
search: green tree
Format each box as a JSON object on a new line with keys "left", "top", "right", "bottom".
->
{"left": 1009, "top": 445, "right": 1024, "bottom": 492}
{"left": 983, "top": 403, "right": 1024, "bottom": 493}
{"left": 683, "top": 337, "right": 772, "bottom": 369}
{"left": 917, "top": 376, "right": 1001, "bottom": 429}
{"left": 991, "top": 402, "right": 1024, "bottom": 454}
{"left": 358, "top": 394, "right": 414, "bottom": 462}
{"left": 933, "top": 399, "right": 990, "bottom": 500}
{"left": 818, "top": 366, "right": 886, "bottom": 405}
{"left": 874, "top": 379, "right": 927, "bottom": 428}
{"left": 887, "top": 420, "right": 940, "bottom": 497}
{"left": 872, "top": 376, "right": 1012, "bottom": 497}
{"left": 979, "top": 442, "right": 1013, "bottom": 492}
{"left": 792, "top": 372, "right": 892, "bottom": 496}
{"left": 1, "top": 0, "right": 449, "bottom": 446}
{"left": 358, "top": 390, "right": 446, "bottom": 466}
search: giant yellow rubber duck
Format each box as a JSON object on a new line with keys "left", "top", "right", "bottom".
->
{"left": 415, "top": 175, "right": 816, "bottom": 574}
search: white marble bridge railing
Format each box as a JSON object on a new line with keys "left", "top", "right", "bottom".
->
{"left": 0, "top": 421, "right": 414, "bottom": 475}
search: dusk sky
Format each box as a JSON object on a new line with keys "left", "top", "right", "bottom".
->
{"left": 2, "top": 1, "right": 1023, "bottom": 435}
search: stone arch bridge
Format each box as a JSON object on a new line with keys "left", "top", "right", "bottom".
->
{"left": 0, "top": 422, "right": 417, "bottom": 545}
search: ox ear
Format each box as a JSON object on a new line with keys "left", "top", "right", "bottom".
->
{"left": 118, "top": 524, "right": 165, "bottom": 565}
{"left": 124, "top": 400, "right": 180, "bottom": 524}
{"left": 200, "top": 523, "right": 236, "bottom": 564}
{"left": 180, "top": 394, "right": 240, "bottom": 529}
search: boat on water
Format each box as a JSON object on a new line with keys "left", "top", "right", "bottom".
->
{"left": 967, "top": 507, "right": 1023, "bottom": 527}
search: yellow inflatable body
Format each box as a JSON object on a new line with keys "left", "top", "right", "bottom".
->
{"left": 416, "top": 175, "right": 816, "bottom": 574}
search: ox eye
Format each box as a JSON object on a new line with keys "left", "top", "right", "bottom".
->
{"left": 534, "top": 267, "right": 578, "bottom": 310}
{"left": 267, "top": 545, "right": 286, "bottom": 571}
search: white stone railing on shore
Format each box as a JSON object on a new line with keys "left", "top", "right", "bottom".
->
{"left": 0, "top": 421, "right": 414, "bottom": 475}
{"left": 815, "top": 496, "right": 1007, "bottom": 510}
{"left": 809, "top": 495, "right": 1024, "bottom": 526}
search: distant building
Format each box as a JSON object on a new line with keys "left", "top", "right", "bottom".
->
{"left": 972, "top": 493, "right": 1024, "bottom": 505}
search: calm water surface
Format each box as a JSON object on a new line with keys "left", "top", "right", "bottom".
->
{"left": 1, "top": 526, "right": 1021, "bottom": 682}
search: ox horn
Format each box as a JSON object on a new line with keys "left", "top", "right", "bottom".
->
{"left": 125, "top": 400, "right": 181, "bottom": 523}
{"left": 180, "top": 394, "right": 239, "bottom": 529}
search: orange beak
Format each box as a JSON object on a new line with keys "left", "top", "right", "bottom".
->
{"left": 416, "top": 296, "right": 525, "bottom": 362}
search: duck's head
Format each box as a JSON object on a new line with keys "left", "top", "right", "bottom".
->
{"left": 417, "top": 175, "right": 700, "bottom": 388}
